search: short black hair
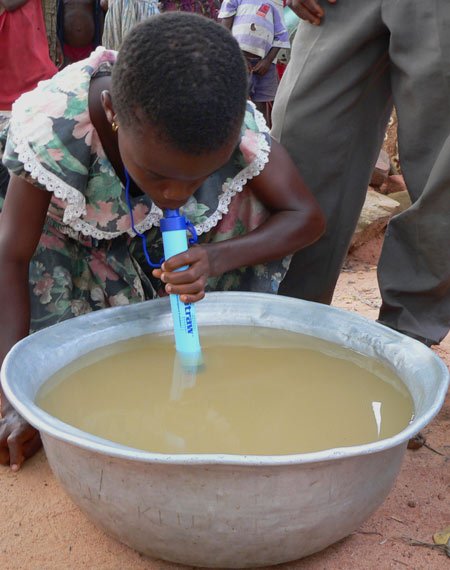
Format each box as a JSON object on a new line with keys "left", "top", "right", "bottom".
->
{"left": 111, "top": 12, "right": 248, "bottom": 155}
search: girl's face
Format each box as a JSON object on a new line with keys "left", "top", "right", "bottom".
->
{"left": 117, "top": 121, "right": 239, "bottom": 210}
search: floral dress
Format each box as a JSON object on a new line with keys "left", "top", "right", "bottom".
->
{"left": 0, "top": 48, "right": 290, "bottom": 333}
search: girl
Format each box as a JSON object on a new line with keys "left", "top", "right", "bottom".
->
{"left": 0, "top": 13, "right": 324, "bottom": 469}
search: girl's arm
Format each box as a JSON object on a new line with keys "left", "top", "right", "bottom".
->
{"left": 0, "top": 174, "right": 51, "bottom": 469}
{"left": 153, "top": 139, "right": 325, "bottom": 302}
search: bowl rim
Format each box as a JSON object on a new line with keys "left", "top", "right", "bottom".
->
{"left": 2, "top": 292, "right": 449, "bottom": 466}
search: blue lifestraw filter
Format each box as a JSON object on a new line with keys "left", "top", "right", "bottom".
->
{"left": 160, "top": 209, "right": 202, "bottom": 368}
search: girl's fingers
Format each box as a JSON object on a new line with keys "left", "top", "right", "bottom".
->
{"left": 179, "top": 291, "right": 205, "bottom": 304}
{"left": 153, "top": 265, "right": 204, "bottom": 284}
{"left": 0, "top": 421, "right": 11, "bottom": 465}
{"left": 0, "top": 446, "right": 10, "bottom": 466}
{"left": 23, "top": 431, "right": 42, "bottom": 462}
{"left": 165, "top": 278, "right": 206, "bottom": 296}
{"left": 162, "top": 246, "right": 209, "bottom": 271}
{"left": 7, "top": 431, "right": 25, "bottom": 471}
{"left": 152, "top": 246, "right": 210, "bottom": 292}
{"left": 162, "top": 250, "right": 198, "bottom": 272}
{"left": 161, "top": 266, "right": 206, "bottom": 285}
{"left": 0, "top": 420, "right": 9, "bottom": 447}
{"left": 7, "top": 425, "right": 39, "bottom": 471}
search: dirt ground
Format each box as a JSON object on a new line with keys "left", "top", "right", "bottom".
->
{"left": 1, "top": 259, "right": 449, "bottom": 570}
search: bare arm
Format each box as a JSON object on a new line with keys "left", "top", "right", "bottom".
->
{"left": 0, "top": 174, "right": 51, "bottom": 469}
{"left": 153, "top": 139, "right": 325, "bottom": 302}
{"left": 287, "top": 0, "right": 337, "bottom": 25}
{"left": 206, "top": 139, "right": 325, "bottom": 273}
{"left": 0, "top": 0, "right": 29, "bottom": 12}
{"left": 219, "top": 16, "right": 235, "bottom": 31}
{"left": 252, "top": 47, "right": 281, "bottom": 75}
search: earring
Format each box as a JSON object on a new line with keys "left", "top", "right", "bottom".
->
{"left": 111, "top": 120, "right": 119, "bottom": 132}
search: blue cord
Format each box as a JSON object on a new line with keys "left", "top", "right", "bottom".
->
{"left": 124, "top": 168, "right": 199, "bottom": 267}
{"left": 124, "top": 168, "right": 162, "bottom": 269}
{"left": 187, "top": 220, "right": 199, "bottom": 245}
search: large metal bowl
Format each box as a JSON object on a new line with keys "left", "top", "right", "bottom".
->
{"left": 2, "top": 293, "right": 448, "bottom": 567}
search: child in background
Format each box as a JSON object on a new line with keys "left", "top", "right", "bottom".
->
{"left": 219, "top": 0, "right": 289, "bottom": 125}
{"left": 275, "top": 1, "right": 300, "bottom": 79}
{"left": 57, "top": 0, "right": 105, "bottom": 66}
{"left": 0, "top": 0, "right": 57, "bottom": 112}
{"left": 102, "top": 0, "right": 159, "bottom": 51}
{"left": 0, "top": 13, "right": 324, "bottom": 469}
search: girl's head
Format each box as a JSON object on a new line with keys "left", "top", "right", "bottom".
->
{"left": 104, "top": 13, "right": 248, "bottom": 209}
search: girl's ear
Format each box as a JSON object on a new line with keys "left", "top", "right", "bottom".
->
{"left": 101, "top": 90, "right": 117, "bottom": 127}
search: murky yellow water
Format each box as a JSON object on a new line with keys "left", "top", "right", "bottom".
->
{"left": 37, "top": 326, "right": 413, "bottom": 455}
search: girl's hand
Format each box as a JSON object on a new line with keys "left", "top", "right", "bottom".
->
{"left": 152, "top": 245, "right": 211, "bottom": 304}
{"left": 0, "top": 408, "right": 42, "bottom": 470}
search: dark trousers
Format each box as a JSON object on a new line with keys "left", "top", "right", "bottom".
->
{"left": 272, "top": 0, "right": 450, "bottom": 344}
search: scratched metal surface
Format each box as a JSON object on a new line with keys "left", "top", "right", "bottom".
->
{"left": 2, "top": 293, "right": 448, "bottom": 566}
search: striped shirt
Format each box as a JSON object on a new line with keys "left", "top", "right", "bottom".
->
{"left": 102, "top": 0, "right": 160, "bottom": 51}
{"left": 219, "top": 0, "right": 289, "bottom": 59}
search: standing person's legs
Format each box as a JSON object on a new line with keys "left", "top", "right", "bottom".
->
{"left": 272, "top": 1, "right": 392, "bottom": 303}
{"left": 377, "top": 0, "right": 450, "bottom": 344}
{"left": 249, "top": 63, "right": 279, "bottom": 127}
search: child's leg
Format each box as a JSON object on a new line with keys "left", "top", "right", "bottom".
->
{"left": 251, "top": 64, "right": 279, "bottom": 127}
